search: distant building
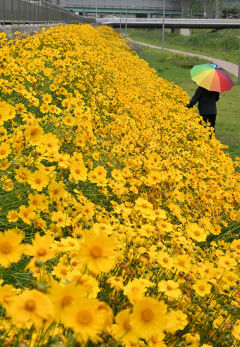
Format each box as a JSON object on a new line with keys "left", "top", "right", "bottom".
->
{"left": 57, "top": 0, "right": 240, "bottom": 18}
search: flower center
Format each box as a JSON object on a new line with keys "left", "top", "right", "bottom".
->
{"left": 178, "top": 260, "right": 185, "bottom": 267}
{"left": 141, "top": 308, "right": 154, "bottom": 322}
{"left": 35, "top": 178, "right": 41, "bottom": 184}
{"left": 194, "top": 231, "right": 201, "bottom": 236}
{"left": 25, "top": 299, "right": 36, "bottom": 311}
{"left": 123, "top": 319, "right": 131, "bottom": 330}
{"left": 37, "top": 248, "right": 47, "bottom": 257}
{"left": 3, "top": 294, "right": 10, "bottom": 304}
{"left": 77, "top": 310, "right": 92, "bottom": 325}
{"left": 198, "top": 285, "right": 205, "bottom": 291}
{"left": 61, "top": 295, "right": 72, "bottom": 308}
{"left": 90, "top": 246, "right": 102, "bottom": 258}
{"left": 0, "top": 241, "right": 12, "bottom": 254}
{"left": 30, "top": 129, "right": 38, "bottom": 137}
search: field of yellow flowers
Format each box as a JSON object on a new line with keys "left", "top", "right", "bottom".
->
{"left": 0, "top": 23, "right": 240, "bottom": 346}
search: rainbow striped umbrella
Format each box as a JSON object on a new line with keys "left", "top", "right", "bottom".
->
{"left": 190, "top": 64, "right": 234, "bottom": 92}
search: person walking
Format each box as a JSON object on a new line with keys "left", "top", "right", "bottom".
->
{"left": 186, "top": 86, "right": 219, "bottom": 130}
{"left": 187, "top": 63, "right": 234, "bottom": 132}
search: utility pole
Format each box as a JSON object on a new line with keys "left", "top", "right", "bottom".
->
{"left": 216, "top": 0, "right": 219, "bottom": 18}
{"left": 120, "top": 0, "right": 122, "bottom": 34}
{"left": 125, "top": 0, "right": 128, "bottom": 35}
{"left": 238, "top": 36, "right": 240, "bottom": 84}
{"left": 162, "top": 0, "right": 166, "bottom": 49}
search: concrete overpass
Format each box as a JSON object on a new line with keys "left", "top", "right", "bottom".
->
{"left": 97, "top": 17, "right": 240, "bottom": 29}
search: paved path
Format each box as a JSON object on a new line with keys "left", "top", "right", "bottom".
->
{"left": 133, "top": 40, "right": 238, "bottom": 77}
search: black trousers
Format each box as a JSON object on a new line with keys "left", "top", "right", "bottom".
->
{"left": 201, "top": 114, "right": 216, "bottom": 130}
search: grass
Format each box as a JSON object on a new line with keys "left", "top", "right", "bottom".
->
{"left": 127, "top": 28, "right": 240, "bottom": 64}
{"left": 133, "top": 45, "right": 240, "bottom": 159}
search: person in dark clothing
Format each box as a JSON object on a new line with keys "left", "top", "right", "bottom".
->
{"left": 186, "top": 86, "right": 220, "bottom": 130}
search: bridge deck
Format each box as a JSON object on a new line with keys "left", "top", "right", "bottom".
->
{"left": 97, "top": 18, "right": 240, "bottom": 29}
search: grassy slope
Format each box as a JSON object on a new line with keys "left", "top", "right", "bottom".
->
{"left": 127, "top": 28, "right": 240, "bottom": 64}
{"left": 135, "top": 45, "right": 240, "bottom": 159}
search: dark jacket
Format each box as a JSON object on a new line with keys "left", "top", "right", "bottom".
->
{"left": 187, "top": 86, "right": 219, "bottom": 116}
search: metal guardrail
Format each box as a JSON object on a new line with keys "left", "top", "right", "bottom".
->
{"left": 0, "top": 0, "right": 93, "bottom": 24}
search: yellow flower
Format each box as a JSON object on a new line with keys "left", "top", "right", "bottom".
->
{"left": 66, "top": 273, "right": 100, "bottom": 298}
{"left": 48, "top": 181, "right": 68, "bottom": 202}
{"left": 42, "top": 93, "right": 52, "bottom": 104}
{"left": 92, "top": 222, "right": 113, "bottom": 235}
{"left": 24, "top": 233, "right": 56, "bottom": 263}
{"left": 7, "top": 210, "right": 19, "bottom": 222}
{"left": 130, "top": 297, "right": 169, "bottom": 339}
{"left": 62, "top": 98, "right": 71, "bottom": 108}
{"left": 166, "top": 310, "right": 188, "bottom": 333}
{"left": 0, "top": 159, "right": 10, "bottom": 170}
{"left": 145, "top": 170, "right": 162, "bottom": 185}
{"left": 7, "top": 289, "right": 53, "bottom": 329}
{"left": 148, "top": 333, "right": 166, "bottom": 347}
{"left": 62, "top": 298, "right": 105, "bottom": 342}
{"left": 41, "top": 133, "right": 60, "bottom": 154}
{"left": 97, "top": 301, "right": 113, "bottom": 333}
{"left": 0, "top": 142, "right": 11, "bottom": 159}
{"left": 112, "top": 309, "right": 138, "bottom": 346}
{"left": 48, "top": 282, "right": 84, "bottom": 322}
{"left": 124, "top": 279, "right": 154, "bottom": 305}
{"left": 174, "top": 254, "right": 191, "bottom": 273}
{"left": 186, "top": 223, "right": 208, "bottom": 242}
{"left": 218, "top": 255, "right": 237, "bottom": 269}
{"left": 40, "top": 103, "right": 50, "bottom": 113}
{"left": 78, "top": 230, "right": 117, "bottom": 274}
{"left": 232, "top": 320, "right": 240, "bottom": 340}
{"left": 184, "top": 333, "right": 200, "bottom": 345}
{"left": 15, "top": 103, "right": 26, "bottom": 114}
{"left": 213, "top": 315, "right": 225, "bottom": 329}
{"left": 0, "top": 229, "right": 24, "bottom": 267}
{"left": 157, "top": 251, "right": 174, "bottom": 270}
{"left": 69, "top": 163, "right": 88, "bottom": 182}
{"left": 134, "top": 197, "right": 154, "bottom": 220}
{"left": 15, "top": 166, "right": 31, "bottom": 183}
{"left": 28, "top": 192, "right": 48, "bottom": 212}
{"left": 231, "top": 239, "right": 240, "bottom": 254}
{"left": 81, "top": 202, "right": 95, "bottom": 220}
{"left": 158, "top": 280, "right": 182, "bottom": 299}
{"left": 88, "top": 166, "right": 107, "bottom": 186}
{"left": 18, "top": 205, "right": 36, "bottom": 225}
{"left": 28, "top": 170, "right": 49, "bottom": 191}
{"left": 0, "top": 284, "right": 17, "bottom": 308}
{"left": 25, "top": 125, "right": 44, "bottom": 145}
{"left": 193, "top": 279, "right": 211, "bottom": 297}
{"left": 63, "top": 114, "right": 76, "bottom": 127}
{"left": 51, "top": 210, "right": 69, "bottom": 228}
{"left": 0, "top": 101, "right": 15, "bottom": 125}
{"left": 107, "top": 276, "right": 124, "bottom": 291}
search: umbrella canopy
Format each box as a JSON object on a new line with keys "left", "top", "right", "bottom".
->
{"left": 190, "top": 64, "right": 234, "bottom": 92}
